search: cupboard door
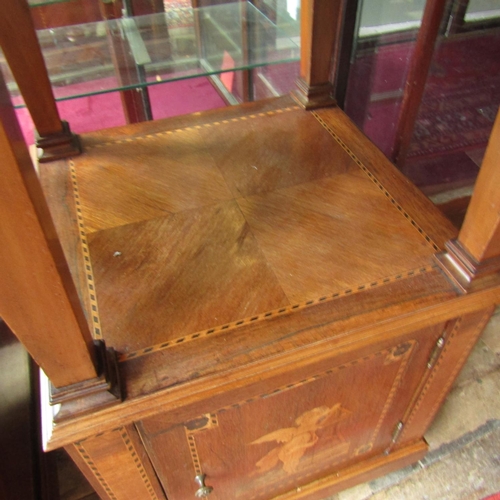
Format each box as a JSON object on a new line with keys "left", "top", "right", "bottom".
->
{"left": 138, "top": 324, "right": 445, "bottom": 499}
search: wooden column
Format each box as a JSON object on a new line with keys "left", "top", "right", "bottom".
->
{"left": 0, "top": 73, "right": 96, "bottom": 388}
{"left": 0, "top": 69, "right": 120, "bottom": 419}
{"left": 455, "top": 110, "right": 500, "bottom": 261}
{"left": 436, "top": 109, "right": 500, "bottom": 288}
{"left": 0, "top": 0, "right": 81, "bottom": 162}
{"left": 391, "top": 0, "right": 448, "bottom": 167}
{"left": 293, "top": 0, "right": 344, "bottom": 109}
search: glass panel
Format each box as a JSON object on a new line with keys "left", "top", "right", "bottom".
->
{"left": 358, "top": 0, "right": 426, "bottom": 36}
{"left": 344, "top": 0, "right": 500, "bottom": 196}
{"left": 1, "top": 1, "right": 300, "bottom": 107}
{"left": 401, "top": 26, "right": 500, "bottom": 195}
{"left": 240, "top": 0, "right": 300, "bottom": 101}
{"left": 344, "top": 0, "right": 425, "bottom": 156}
{"left": 28, "top": 0, "right": 69, "bottom": 5}
{"left": 465, "top": 0, "right": 500, "bottom": 22}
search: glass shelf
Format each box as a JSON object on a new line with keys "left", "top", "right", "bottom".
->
{"left": 1, "top": 2, "right": 300, "bottom": 107}
{"left": 28, "top": 0, "right": 71, "bottom": 6}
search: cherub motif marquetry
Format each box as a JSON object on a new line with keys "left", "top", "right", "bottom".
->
{"left": 251, "top": 403, "right": 351, "bottom": 474}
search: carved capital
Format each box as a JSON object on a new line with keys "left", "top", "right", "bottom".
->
{"left": 435, "top": 239, "right": 500, "bottom": 292}
{"left": 36, "top": 120, "right": 82, "bottom": 163}
{"left": 49, "top": 340, "right": 122, "bottom": 422}
{"left": 292, "top": 79, "right": 337, "bottom": 110}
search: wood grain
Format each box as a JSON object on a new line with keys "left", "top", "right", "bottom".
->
{"left": 138, "top": 331, "right": 437, "bottom": 499}
{"left": 4, "top": 0, "right": 500, "bottom": 495}
{"left": 47, "top": 98, "right": 451, "bottom": 356}
{"left": 238, "top": 170, "right": 434, "bottom": 302}
{"left": 65, "top": 424, "right": 166, "bottom": 500}
{"left": 459, "top": 108, "right": 500, "bottom": 261}
{"left": 295, "top": 0, "right": 343, "bottom": 107}
{"left": 312, "top": 106, "right": 458, "bottom": 249}
{"left": 31, "top": 94, "right": 500, "bottom": 499}
{"left": 73, "top": 130, "right": 233, "bottom": 233}
{"left": 198, "top": 107, "right": 352, "bottom": 197}
{"left": 0, "top": 69, "right": 97, "bottom": 387}
{"left": 87, "top": 200, "right": 289, "bottom": 351}
{"left": 0, "top": 0, "right": 63, "bottom": 137}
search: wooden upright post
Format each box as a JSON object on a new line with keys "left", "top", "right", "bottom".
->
{"left": 0, "top": 69, "right": 119, "bottom": 417}
{"left": 391, "top": 0, "right": 448, "bottom": 167}
{"left": 454, "top": 110, "right": 500, "bottom": 261}
{"left": 293, "top": 0, "right": 344, "bottom": 109}
{"left": 0, "top": 0, "right": 81, "bottom": 162}
{"left": 436, "top": 109, "right": 500, "bottom": 289}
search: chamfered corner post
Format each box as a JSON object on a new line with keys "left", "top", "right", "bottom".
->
{"left": 435, "top": 109, "right": 500, "bottom": 290}
{"left": 293, "top": 0, "right": 344, "bottom": 109}
{"left": 0, "top": 0, "right": 81, "bottom": 162}
{"left": 391, "top": 0, "right": 448, "bottom": 168}
{"left": 0, "top": 68, "right": 119, "bottom": 420}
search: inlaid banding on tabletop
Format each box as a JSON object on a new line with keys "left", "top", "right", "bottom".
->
{"left": 118, "top": 265, "right": 437, "bottom": 362}
{"left": 69, "top": 161, "right": 103, "bottom": 339}
{"left": 84, "top": 106, "right": 301, "bottom": 151}
{"left": 311, "top": 111, "right": 441, "bottom": 252}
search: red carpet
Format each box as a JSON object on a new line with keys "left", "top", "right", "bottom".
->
{"left": 345, "top": 29, "right": 500, "bottom": 159}
{"left": 408, "top": 31, "right": 500, "bottom": 159}
{"left": 344, "top": 29, "right": 500, "bottom": 192}
{"left": 15, "top": 76, "right": 226, "bottom": 145}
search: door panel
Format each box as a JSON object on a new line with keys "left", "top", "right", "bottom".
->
{"left": 138, "top": 323, "right": 446, "bottom": 499}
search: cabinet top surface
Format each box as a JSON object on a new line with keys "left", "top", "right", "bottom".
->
{"left": 40, "top": 96, "right": 458, "bottom": 366}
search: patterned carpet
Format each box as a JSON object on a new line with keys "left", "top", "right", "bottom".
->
{"left": 345, "top": 28, "right": 500, "bottom": 160}
{"left": 408, "top": 30, "right": 500, "bottom": 158}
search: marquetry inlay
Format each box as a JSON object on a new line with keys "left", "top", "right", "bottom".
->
{"left": 74, "top": 427, "right": 160, "bottom": 500}
{"left": 311, "top": 111, "right": 440, "bottom": 252}
{"left": 182, "top": 341, "right": 415, "bottom": 458}
{"left": 66, "top": 100, "right": 441, "bottom": 358}
{"left": 176, "top": 340, "right": 416, "bottom": 500}
{"left": 118, "top": 268, "right": 433, "bottom": 361}
{"left": 70, "top": 161, "right": 103, "bottom": 340}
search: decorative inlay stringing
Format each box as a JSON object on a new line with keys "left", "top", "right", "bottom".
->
{"left": 312, "top": 111, "right": 441, "bottom": 252}
{"left": 179, "top": 341, "right": 416, "bottom": 499}
{"left": 70, "top": 161, "right": 103, "bottom": 339}
{"left": 84, "top": 107, "right": 300, "bottom": 150}
{"left": 69, "top": 105, "right": 440, "bottom": 361}
{"left": 74, "top": 427, "right": 159, "bottom": 500}
{"left": 118, "top": 267, "right": 435, "bottom": 361}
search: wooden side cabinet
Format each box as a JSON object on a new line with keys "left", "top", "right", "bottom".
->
{"left": 136, "top": 315, "right": 486, "bottom": 499}
{"left": 1, "top": 0, "right": 500, "bottom": 499}
{"left": 30, "top": 98, "right": 500, "bottom": 499}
